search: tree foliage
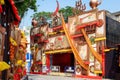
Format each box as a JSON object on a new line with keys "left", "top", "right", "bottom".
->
{"left": 15, "top": 0, "right": 37, "bottom": 18}
{"left": 32, "top": 11, "right": 52, "bottom": 21}
{"left": 32, "top": 6, "right": 74, "bottom": 22}
{"left": 59, "top": 6, "right": 74, "bottom": 22}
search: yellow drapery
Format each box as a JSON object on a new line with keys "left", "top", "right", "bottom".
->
{"left": 0, "top": 61, "right": 10, "bottom": 71}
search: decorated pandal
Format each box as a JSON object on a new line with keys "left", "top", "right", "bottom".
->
{"left": 30, "top": 0, "right": 120, "bottom": 79}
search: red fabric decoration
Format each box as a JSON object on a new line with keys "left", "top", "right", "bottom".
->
{"left": 14, "top": 21, "right": 19, "bottom": 25}
{"left": 13, "top": 73, "right": 20, "bottom": 80}
{"left": 0, "top": 5, "right": 2, "bottom": 13}
{"left": 23, "top": 69, "right": 26, "bottom": 75}
{"left": 9, "top": 0, "right": 21, "bottom": 25}
{"left": 58, "top": 37, "right": 62, "bottom": 40}
{"left": 17, "top": 67, "right": 22, "bottom": 73}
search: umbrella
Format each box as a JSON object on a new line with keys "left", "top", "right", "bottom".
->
{"left": 0, "top": 61, "right": 10, "bottom": 71}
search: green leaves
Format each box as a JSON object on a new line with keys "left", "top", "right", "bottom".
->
{"left": 15, "top": 0, "right": 37, "bottom": 18}
{"left": 59, "top": 6, "right": 74, "bottom": 22}
{"left": 32, "top": 6, "right": 74, "bottom": 23}
{"left": 32, "top": 12, "right": 52, "bottom": 20}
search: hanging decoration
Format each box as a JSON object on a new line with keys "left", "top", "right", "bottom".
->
{"left": 9, "top": 0, "right": 21, "bottom": 24}
{"left": 10, "top": 37, "right": 17, "bottom": 46}
{"left": 9, "top": 45, "right": 15, "bottom": 60}
{"left": 9, "top": 37, "right": 17, "bottom": 60}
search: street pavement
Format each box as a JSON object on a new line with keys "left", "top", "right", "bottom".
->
{"left": 28, "top": 74, "right": 112, "bottom": 80}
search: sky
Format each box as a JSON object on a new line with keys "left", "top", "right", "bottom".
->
{"left": 19, "top": 0, "right": 120, "bottom": 29}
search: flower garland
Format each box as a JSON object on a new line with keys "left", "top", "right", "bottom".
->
{"left": 10, "top": 37, "right": 17, "bottom": 46}
{"left": 9, "top": 37, "right": 17, "bottom": 60}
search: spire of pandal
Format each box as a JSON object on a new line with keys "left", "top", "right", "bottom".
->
{"left": 52, "top": 0, "right": 61, "bottom": 27}
{"left": 89, "top": 0, "right": 102, "bottom": 9}
{"left": 52, "top": 0, "right": 59, "bottom": 16}
{"left": 72, "top": 0, "right": 86, "bottom": 15}
{"left": 75, "top": 0, "right": 86, "bottom": 11}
